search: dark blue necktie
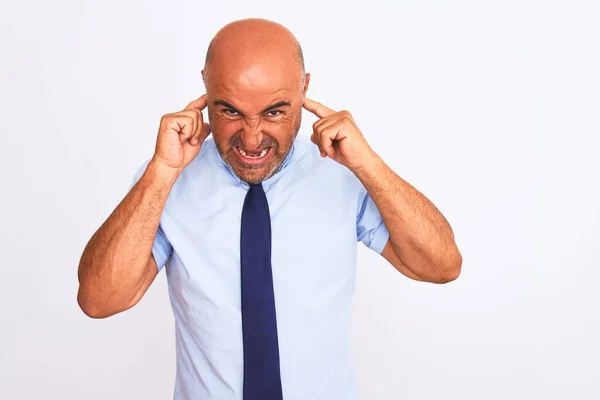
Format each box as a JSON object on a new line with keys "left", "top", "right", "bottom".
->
{"left": 240, "top": 183, "right": 283, "bottom": 400}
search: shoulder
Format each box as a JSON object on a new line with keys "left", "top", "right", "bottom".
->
{"left": 187, "top": 137, "right": 220, "bottom": 170}
{"left": 172, "top": 138, "right": 234, "bottom": 193}
{"left": 291, "top": 134, "right": 364, "bottom": 194}
{"left": 130, "top": 138, "right": 230, "bottom": 206}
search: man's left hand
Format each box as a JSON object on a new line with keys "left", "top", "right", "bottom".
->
{"left": 302, "top": 97, "right": 378, "bottom": 171}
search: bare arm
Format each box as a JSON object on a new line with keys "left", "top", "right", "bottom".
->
{"left": 77, "top": 94, "right": 210, "bottom": 318}
{"left": 354, "top": 155, "right": 462, "bottom": 283}
{"left": 301, "top": 97, "right": 461, "bottom": 284}
{"left": 77, "top": 160, "right": 178, "bottom": 318}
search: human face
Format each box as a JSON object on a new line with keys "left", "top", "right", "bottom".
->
{"left": 204, "top": 63, "right": 309, "bottom": 184}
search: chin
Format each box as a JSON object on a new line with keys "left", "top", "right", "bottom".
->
{"left": 230, "top": 147, "right": 290, "bottom": 184}
{"left": 233, "top": 161, "right": 281, "bottom": 184}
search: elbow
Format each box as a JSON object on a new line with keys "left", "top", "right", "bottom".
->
{"left": 77, "top": 288, "right": 111, "bottom": 319}
{"left": 423, "top": 249, "right": 461, "bottom": 284}
{"left": 76, "top": 260, "right": 146, "bottom": 319}
{"left": 77, "top": 286, "right": 128, "bottom": 319}
{"left": 437, "top": 250, "right": 462, "bottom": 283}
{"left": 439, "top": 264, "right": 461, "bottom": 283}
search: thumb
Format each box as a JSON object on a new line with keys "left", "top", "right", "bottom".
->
{"left": 199, "top": 123, "right": 212, "bottom": 143}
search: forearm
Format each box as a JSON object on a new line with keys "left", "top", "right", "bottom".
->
{"left": 353, "top": 154, "right": 461, "bottom": 281}
{"left": 77, "top": 159, "right": 177, "bottom": 317}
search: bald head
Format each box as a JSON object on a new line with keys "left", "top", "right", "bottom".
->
{"left": 204, "top": 18, "right": 304, "bottom": 75}
{"left": 201, "top": 18, "right": 311, "bottom": 185}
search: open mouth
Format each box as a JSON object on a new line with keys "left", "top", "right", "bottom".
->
{"left": 235, "top": 146, "right": 273, "bottom": 165}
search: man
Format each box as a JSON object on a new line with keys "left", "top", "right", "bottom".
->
{"left": 77, "top": 18, "right": 461, "bottom": 400}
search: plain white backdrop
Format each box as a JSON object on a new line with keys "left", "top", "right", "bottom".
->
{"left": 1, "top": 0, "right": 598, "bottom": 399}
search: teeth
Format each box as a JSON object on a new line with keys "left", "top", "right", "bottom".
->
{"left": 238, "top": 147, "right": 268, "bottom": 158}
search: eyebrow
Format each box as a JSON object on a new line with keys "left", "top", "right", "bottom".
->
{"left": 261, "top": 100, "right": 291, "bottom": 113}
{"left": 214, "top": 100, "right": 292, "bottom": 115}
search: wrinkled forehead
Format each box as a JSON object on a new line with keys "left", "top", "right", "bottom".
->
{"left": 205, "top": 60, "right": 304, "bottom": 114}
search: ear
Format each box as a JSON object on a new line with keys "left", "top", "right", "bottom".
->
{"left": 202, "top": 69, "right": 207, "bottom": 88}
{"left": 302, "top": 72, "right": 311, "bottom": 96}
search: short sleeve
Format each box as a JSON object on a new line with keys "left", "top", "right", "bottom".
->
{"left": 356, "top": 186, "right": 390, "bottom": 254}
{"left": 131, "top": 161, "right": 173, "bottom": 272}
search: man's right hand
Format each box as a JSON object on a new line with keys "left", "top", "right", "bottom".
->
{"left": 152, "top": 94, "right": 211, "bottom": 174}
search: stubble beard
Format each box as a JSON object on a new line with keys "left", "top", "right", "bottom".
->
{"left": 214, "top": 112, "right": 302, "bottom": 185}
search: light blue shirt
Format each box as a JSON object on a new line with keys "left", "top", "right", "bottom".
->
{"left": 132, "top": 134, "right": 390, "bottom": 399}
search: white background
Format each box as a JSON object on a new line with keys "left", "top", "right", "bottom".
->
{"left": 1, "top": 1, "right": 598, "bottom": 399}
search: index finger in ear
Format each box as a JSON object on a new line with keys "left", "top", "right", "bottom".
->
{"left": 302, "top": 97, "right": 335, "bottom": 118}
{"left": 185, "top": 94, "right": 208, "bottom": 111}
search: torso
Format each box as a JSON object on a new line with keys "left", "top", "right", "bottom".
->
{"left": 156, "top": 135, "right": 367, "bottom": 399}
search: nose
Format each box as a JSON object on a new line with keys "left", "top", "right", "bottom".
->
{"left": 239, "top": 118, "right": 264, "bottom": 151}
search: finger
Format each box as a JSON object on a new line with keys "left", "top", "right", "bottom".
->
{"left": 319, "top": 121, "right": 344, "bottom": 158}
{"left": 192, "top": 122, "right": 211, "bottom": 145}
{"left": 189, "top": 109, "right": 203, "bottom": 137}
{"left": 313, "top": 116, "right": 344, "bottom": 157}
{"left": 311, "top": 132, "right": 325, "bottom": 157}
{"left": 313, "top": 112, "right": 339, "bottom": 133}
{"left": 167, "top": 115, "right": 195, "bottom": 143}
{"left": 185, "top": 94, "right": 208, "bottom": 111}
{"left": 311, "top": 129, "right": 324, "bottom": 157}
{"left": 310, "top": 126, "right": 324, "bottom": 157}
{"left": 177, "top": 111, "right": 199, "bottom": 138}
{"left": 302, "top": 97, "right": 335, "bottom": 118}
{"left": 318, "top": 130, "right": 334, "bottom": 158}
{"left": 315, "top": 133, "right": 329, "bottom": 158}
{"left": 314, "top": 113, "right": 345, "bottom": 135}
